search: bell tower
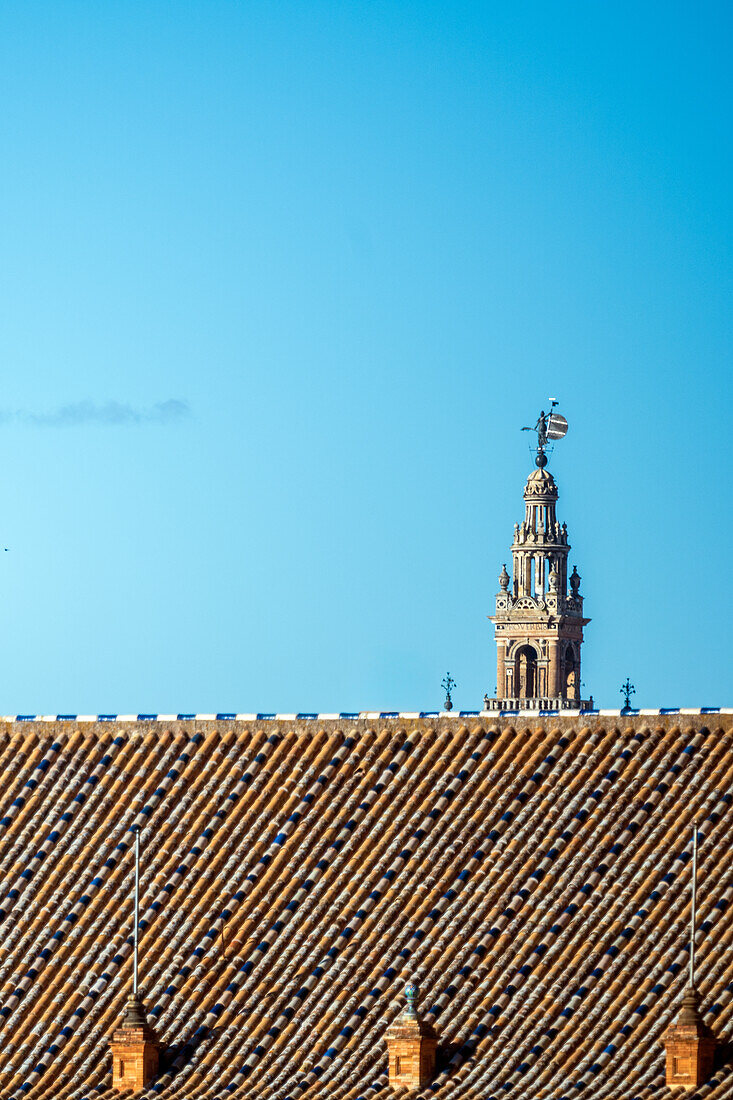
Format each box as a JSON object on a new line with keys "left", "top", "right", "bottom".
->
{"left": 486, "top": 406, "right": 591, "bottom": 711}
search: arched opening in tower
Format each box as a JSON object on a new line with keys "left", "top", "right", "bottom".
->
{"left": 516, "top": 645, "right": 538, "bottom": 699}
{"left": 564, "top": 645, "right": 576, "bottom": 700}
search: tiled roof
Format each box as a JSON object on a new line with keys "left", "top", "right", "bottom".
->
{"left": 0, "top": 715, "right": 732, "bottom": 1100}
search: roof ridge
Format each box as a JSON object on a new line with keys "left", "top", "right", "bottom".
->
{"left": 1, "top": 707, "right": 731, "bottom": 725}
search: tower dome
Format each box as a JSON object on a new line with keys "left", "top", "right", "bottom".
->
{"left": 523, "top": 467, "right": 558, "bottom": 502}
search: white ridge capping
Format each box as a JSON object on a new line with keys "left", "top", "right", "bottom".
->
{"left": 3, "top": 707, "right": 731, "bottom": 725}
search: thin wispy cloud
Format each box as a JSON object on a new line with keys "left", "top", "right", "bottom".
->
{"left": 0, "top": 399, "right": 191, "bottom": 427}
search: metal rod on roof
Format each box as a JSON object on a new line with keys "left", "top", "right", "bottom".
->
{"left": 689, "top": 821, "right": 697, "bottom": 988}
{"left": 133, "top": 824, "right": 140, "bottom": 997}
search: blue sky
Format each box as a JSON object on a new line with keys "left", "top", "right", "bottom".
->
{"left": 0, "top": 2, "right": 730, "bottom": 713}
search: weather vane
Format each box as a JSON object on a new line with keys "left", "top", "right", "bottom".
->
{"left": 522, "top": 398, "right": 568, "bottom": 467}
{"left": 620, "top": 678, "right": 636, "bottom": 711}
{"left": 442, "top": 672, "right": 456, "bottom": 711}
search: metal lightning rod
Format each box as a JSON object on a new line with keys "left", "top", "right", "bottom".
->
{"left": 689, "top": 821, "right": 697, "bottom": 988}
{"left": 133, "top": 824, "right": 141, "bottom": 997}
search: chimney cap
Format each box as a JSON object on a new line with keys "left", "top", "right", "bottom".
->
{"left": 677, "top": 985, "right": 713, "bottom": 1032}
{"left": 122, "top": 994, "right": 149, "bottom": 1027}
{"left": 116, "top": 993, "right": 159, "bottom": 1041}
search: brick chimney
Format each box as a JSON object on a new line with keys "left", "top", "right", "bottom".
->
{"left": 661, "top": 986, "right": 716, "bottom": 1091}
{"left": 110, "top": 993, "right": 160, "bottom": 1092}
{"left": 385, "top": 980, "right": 437, "bottom": 1090}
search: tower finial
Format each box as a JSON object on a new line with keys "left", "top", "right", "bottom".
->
{"left": 133, "top": 824, "right": 140, "bottom": 998}
{"left": 620, "top": 678, "right": 636, "bottom": 712}
{"left": 441, "top": 672, "right": 456, "bottom": 712}
{"left": 690, "top": 821, "right": 698, "bottom": 988}
{"left": 120, "top": 823, "right": 149, "bottom": 1027}
{"left": 109, "top": 823, "right": 161, "bottom": 1091}
{"left": 660, "top": 821, "right": 717, "bottom": 1090}
{"left": 404, "top": 979, "right": 419, "bottom": 1018}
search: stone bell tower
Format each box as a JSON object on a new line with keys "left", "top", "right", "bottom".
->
{"left": 486, "top": 406, "right": 591, "bottom": 711}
